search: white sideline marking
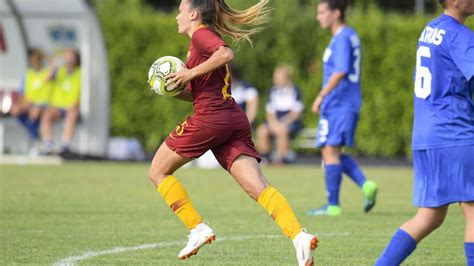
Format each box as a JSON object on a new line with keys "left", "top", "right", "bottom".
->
{"left": 0, "top": 155, "right": 63, "bottom": 165}
{"left": 54, "top": 232, "right": 351, "bottom": 266}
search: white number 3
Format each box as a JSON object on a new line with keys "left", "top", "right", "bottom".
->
{"left": 348, "top": 48, "right": 361, "bottom": 83}
{"left": 414, "top": 46, "right": 432, "bottom": 99}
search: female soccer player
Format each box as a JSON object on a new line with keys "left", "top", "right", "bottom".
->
{"left": 376, "top": 0, "right": 474, "bottom": 264}
{"left": 307, "top": 0, "right": 378, "bottom": 216}
{"left": 148, "top": 0, "right": 318, "bottom": 264}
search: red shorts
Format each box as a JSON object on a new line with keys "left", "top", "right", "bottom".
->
{"left": 165, "top": 116, "right": 261, "bottom": 171}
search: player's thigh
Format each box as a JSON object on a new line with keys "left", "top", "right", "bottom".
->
{"left": 229, "top": 155, "right": 268, "bottom": 200}
{"left": 415, "top": 206, "right": 449, "bottom": 224}
{"left": 43, "top": 107, "right": 62, "bottom": 122}
{"left": 28, "top": 105, "right": 43, "bottom": 120}
{"left": 167, "top": 118, "right": 231, "bottom": 159}
{"left": 213, "top": 125, "right": 261, "bottom": 171}
{"left": 460, "top": 201, "right": 474, "bottom": 222}
{"left": 149, "top": 142, "right": 193, "bottom": 185}
{"left": 10, "top": 100, "right": 30, "bottom": 117}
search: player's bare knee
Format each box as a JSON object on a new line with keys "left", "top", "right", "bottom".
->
{"left": 247, "top": 181, "right": 268, "bottom": 201}
{"left": 430, "top": 215, "right": 446, "bottom": 229}
{"left": 322, "top": 154, "right": 339, "bottom": 164}
{"left": 276, "top": 127, "right": 288, "bottom": 138}
{"left": 10, "top": 106, "right": 20, "bottom": 117}
{"left": 29, "top": 113, "right": 39, "bottom": 121}
{"left": 148, "top": 168, "right": 166, "bottom": 186}
{"left": 68, "top": 108, "right": 79, "bottom": 119}
{"left": 245, "top": 186, "right": 264, "bottom": 201}
{"left": 416, "top": 210, "right": 446, "bottom": 230}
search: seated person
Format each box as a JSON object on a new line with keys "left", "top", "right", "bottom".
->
{"left": 230, "top": 64, "right": 259, "bottom": 125}
{"left": 40, "top": 48, "right": 81, "bottom": 154}
{"left": 256, "top": 64, "right": 303, "bottom": 164}
{"left": 10, "top": 48, "right": 53, "bottom": 151}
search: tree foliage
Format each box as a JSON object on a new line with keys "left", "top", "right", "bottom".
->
{"left": 95, "top": 0, "right": 474, "bottom": 157}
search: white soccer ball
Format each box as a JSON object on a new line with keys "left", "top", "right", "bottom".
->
{"left": 148, "top": 56, "right": 186, "bottom": 96}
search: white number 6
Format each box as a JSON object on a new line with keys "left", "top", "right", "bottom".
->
{"left": 414, "top": 46, "right": 432, "bottom": 99}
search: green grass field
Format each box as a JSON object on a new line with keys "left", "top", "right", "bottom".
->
{"left": 0, "top": 162, "right": 467, "bottom": 265}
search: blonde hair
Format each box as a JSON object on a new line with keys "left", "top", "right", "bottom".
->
{"left": 189, "top": 0, "right": 271, "bottom": 45}
{"left": 275, "top": 64, "right": 294, "bottom": 80}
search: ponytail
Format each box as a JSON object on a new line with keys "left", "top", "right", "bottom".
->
{"left": 189, "top": 0, "right": 271, "bottom": 45}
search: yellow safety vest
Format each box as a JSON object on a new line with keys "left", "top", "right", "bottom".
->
{"left": 24, "top": 68, "right": 53, "bottom": 105}
{"left": 51, "top": 67, "right": 81, "bottom": 109}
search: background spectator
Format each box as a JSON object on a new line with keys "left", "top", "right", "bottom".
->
{"left": 230, "top": 64, "right": 259, "bottom": 125}
{"left": 256, "top": 64, "right": 304, "bottom": 165}
{"left": 10, "top": 48, "right": 53, "bottom": 154}
{"left": 40, "top": 48, "right": 81, "bottom": 155}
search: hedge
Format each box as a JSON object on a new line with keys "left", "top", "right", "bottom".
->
{"left": 94, "top": 0, "right": 474, "bottom": 157}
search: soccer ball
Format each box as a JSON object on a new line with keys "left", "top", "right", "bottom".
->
{"left": 148, "top": 56, "right": 186, "bottom": 96}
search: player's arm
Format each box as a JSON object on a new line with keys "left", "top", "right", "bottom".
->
{"left": 15, "top": 77, "right": 29, "bottom": 108}
{"left": 167, "top": 46, "right": 234, "bottom": 87}
{"left": 320, "top": 72, "right": 346, "bottom": 97}
{"left": 313, "top": 35, "right": 352, "bottom": 113}
{"left": 246, "top": 96, "right": 259, "bottom": 124}
{"left": 311, "top": 72, "right": 346, "bottom": 113}
{"left": 245, "top": 87, "right": 259, "bottom": 124}
{"left": 45, "top": 55, "right": 62, "bottom": 82}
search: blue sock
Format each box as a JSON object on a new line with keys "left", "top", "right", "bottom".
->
{"left": 375, "top": 229, "right": 417, "bottom": 266}
{"left": 324, "top": 164, "right": 343, "bottom": 206}
{"left": 27, "top": 119, "right": 40, "bottom": 140}
{"left": 466, "top": 242, "right": 474, "bottom": 266}
{"left": 17, "top": 113, "right": 30, "bottom": 128}
{"left": 341, "top": 154, "right": 366, "bottom": 187}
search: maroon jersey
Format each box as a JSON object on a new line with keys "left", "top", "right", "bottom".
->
{"left": 165, "top": 26, "right": 261, "bottom": 168}
{"left": 186, "top": 26, "right": 247, "bottom": 130}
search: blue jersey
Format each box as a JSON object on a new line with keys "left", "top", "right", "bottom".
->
{"left": 412, "top": 14, "right": 474, "bottom": 150}
{"left": 321, "top": 26, "right": 362, "bottom": 114}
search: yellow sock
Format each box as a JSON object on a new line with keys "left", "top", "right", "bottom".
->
{"left": 258, "top": 186, "right": 302, "bottom": 239}
{"left": 157, "top": 175, "right": 202, "bottom": 230}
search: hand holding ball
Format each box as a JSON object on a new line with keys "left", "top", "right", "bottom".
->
{"left": 148, "top": 56, "right": 186, "bottom": 96}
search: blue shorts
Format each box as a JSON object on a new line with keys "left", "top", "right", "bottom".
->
{"left": 315, "top": 113, "right": 358, "bottom": 148}
{"left": 413, "top": 145, "right": 474, "bottom": 207}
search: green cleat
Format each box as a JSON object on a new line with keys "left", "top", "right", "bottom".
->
{"left": 306, "top": 205, "right": 342, "bottom": 216}
{"left": 362, "top": 180, "right": 378, "bottom": 213}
